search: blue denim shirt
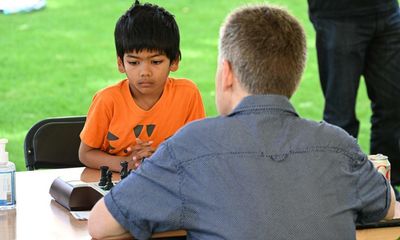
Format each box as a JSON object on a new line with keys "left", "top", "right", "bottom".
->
{"left": 105, "top": 95, "right": 391, "bottom": 240}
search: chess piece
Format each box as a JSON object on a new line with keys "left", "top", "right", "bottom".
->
{"left": 103, "top": 170, "right": 114, "bottom": 191}
{"left": 120, "top": 161, "right": 129, "bottom": 180}
{"left": 99, "top": 166, "right": 109, "bottom": 187}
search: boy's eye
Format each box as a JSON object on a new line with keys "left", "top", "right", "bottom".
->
{"left": 128, "top": 61, "right": 139, "bottom": 65}
{"left": 152, "top": 60, "right": 163, "bottom": 65}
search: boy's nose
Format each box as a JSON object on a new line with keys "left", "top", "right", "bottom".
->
{"left": 140, "top": 64, "right": 151, "bottom": 77}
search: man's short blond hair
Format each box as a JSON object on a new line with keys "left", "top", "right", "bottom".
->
{"left": 219, "top": 4, "right": 307, "bottom": 98}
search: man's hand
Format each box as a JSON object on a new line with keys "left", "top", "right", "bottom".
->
{"left": 385, "top": 187, "right": 398, "bottom": 220}
{"left": 394, "top": 201, "right": 400, "bottom": 219}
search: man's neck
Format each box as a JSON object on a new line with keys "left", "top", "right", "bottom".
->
{"left": 223, "top": 84, "right": 250, "bottom": 116}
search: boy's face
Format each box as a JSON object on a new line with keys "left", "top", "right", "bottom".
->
{"left": 117, "top": 49, "right": 179, "bottom": 98}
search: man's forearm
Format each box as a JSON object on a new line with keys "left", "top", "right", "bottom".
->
{"left": 88, "top": 199, "right": 131, "bottom": 239}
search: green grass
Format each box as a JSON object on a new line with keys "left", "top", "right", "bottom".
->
{"left": 0, "top": 0, "right": 372, "bottom": 171}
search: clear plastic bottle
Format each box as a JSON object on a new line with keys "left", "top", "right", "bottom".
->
{"left": 0, "top": 138, "right": 16, "bottom": 210}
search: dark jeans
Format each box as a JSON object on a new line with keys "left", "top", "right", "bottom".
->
{"left": 311, "top": 9, "right": 400, "bottom": 185}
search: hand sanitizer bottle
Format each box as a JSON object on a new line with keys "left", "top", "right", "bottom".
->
{"left": 0, "top": 138, "right": 16, "bottom": 210}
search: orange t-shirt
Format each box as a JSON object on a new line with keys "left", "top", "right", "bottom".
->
{"left": 80, "top": 78, "right": 205, "bottom": 156}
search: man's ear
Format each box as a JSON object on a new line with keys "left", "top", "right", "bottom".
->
{"left": 170, "top": 60, "right": 179, "bottom": 72}
{"left": 117, "top": 57, "right": 125, "bottom": 73}
{"left": 221, "top": 59, "right": 234, "bottom": 91}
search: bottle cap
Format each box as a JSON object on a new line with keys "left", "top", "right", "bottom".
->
{"left": 0, "top": 138, "right": 9, "bottom": 163}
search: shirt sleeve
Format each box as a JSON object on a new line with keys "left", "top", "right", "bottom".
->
{"left": 355, "top": 155, "right": 391, "bottom": 224}
{"left": 80, "top": 92, "right": 112, "bottom": 148}
{"left": 184, "top": 87, "right": 206, "bottom": 123}
{"left": 104, "top": 141, "right": 183, "bottom": 240}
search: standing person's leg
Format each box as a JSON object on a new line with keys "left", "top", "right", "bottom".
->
{"left": 311, "top": 17, "right": 372, "bottom": 138}
{"left": 364, "top": 9, "right": 400, "bottom": 188}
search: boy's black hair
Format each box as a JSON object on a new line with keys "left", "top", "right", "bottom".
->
{"left": 114, "top": 1, "right": 181, "bottom": 63}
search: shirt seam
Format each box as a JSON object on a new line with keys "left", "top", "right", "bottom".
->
{"left": 178, "top": 146, "right": 360, "bottom": 166}
{"left": 165, "top": 141, "right": 186, "bottom": 229}
{"left": 231, "top": 106, "right": 297, "bottom": 116}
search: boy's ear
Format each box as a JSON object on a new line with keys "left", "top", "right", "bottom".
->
{"left": 117, "top": 57, "right": 126, "bottom": 73}
{"left": 169, "top": 60, "right": 179, "bottom": 72}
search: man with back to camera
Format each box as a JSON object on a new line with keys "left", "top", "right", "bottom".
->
{"left": 88, "top": 3, "right": 399, "bottom": 240}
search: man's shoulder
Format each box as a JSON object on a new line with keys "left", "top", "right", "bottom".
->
{"left": 314, "top": 120, "right": 355, "bottom": 143}
{"left": 171, "top": 116, "right": 222, "bottom": 141}
{"left": 298, "top": 118, "right": 354, "bottom": 142}
{"left": 295, "top": 118, "right": 364, "bottom": 159}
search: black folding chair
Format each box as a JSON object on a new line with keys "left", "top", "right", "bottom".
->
{"left": 24, "top": 116, "right": 86, "bottom": 170}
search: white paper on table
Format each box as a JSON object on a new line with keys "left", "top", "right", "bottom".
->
{"left": 70, "top": 211, "right": 90, "bottom": 220}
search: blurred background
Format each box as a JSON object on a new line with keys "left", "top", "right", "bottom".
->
{"left": 0, "top": 0, "right": 372, "bottom": 171}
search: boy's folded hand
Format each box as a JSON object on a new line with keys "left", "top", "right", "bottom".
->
{"left": 125, "top": 138, "right": 156, "bottom": 169}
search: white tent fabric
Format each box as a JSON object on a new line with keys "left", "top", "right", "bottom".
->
{"left": 0, "top": 0, "right": 46, "bottom": 14}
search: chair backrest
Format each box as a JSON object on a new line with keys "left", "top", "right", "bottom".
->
{"left": 24, "top": 116, "right": 86, "bottom": 170}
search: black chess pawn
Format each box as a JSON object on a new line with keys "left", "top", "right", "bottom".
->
{"left": 120, "top": 161, "right": 129, "bottom": 180}
{"left": 103, "top": 170, "right": 114, "bottom": 190}
{"left": 99, "top": 166, "right": 109, "bottom": 187}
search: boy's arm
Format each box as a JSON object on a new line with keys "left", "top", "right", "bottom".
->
{"left": 79, "top": 142, "right": 133, "bottom": 172}
{"left": 79, "top": 141, "right": 155, "bottom": 172}
{"left": 88, "top": 198, "right": 132, "bottom": 240}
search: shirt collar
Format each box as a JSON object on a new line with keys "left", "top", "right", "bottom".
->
{"left": 228, "top": 94, "right": 299, "bottom": 117}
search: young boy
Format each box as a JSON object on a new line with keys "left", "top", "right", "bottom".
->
{"left": 79, "top": 1, "right": 205, "bottom": 172}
